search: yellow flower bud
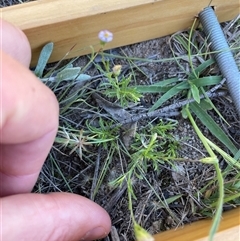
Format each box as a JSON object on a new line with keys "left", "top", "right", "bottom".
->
{"left": 134, "top": 223, "right": 154, "bottom": 241}
{"left": 112, "top": 65, "right": 122, "bottom": 76}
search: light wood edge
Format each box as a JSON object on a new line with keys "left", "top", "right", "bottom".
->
{"left": 2, "top": 0, "right": 239, "bottom": 66}
{"left": 153, "top": 207, "right": 240, "bottom": 241}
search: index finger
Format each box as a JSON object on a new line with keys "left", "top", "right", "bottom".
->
{"left": 0, "top": 47, "right": 59, "bottom": 197}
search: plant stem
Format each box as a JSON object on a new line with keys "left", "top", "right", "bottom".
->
{"left": 186, "top": 108, "right": 224, "bottom": 241}
{"left": 209, "top": 162, "right": 224, "bottom": 241}
{"left": 186, "top": 108, "right": 215, "bottom": 156}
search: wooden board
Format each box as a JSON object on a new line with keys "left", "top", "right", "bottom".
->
{"left": 1, "top": 1, "right": 240, "bottom": 239}
{"left": 153, "top": 207, "right": 240, "bottom": 241}
{"left": 2, "top": 0, "right": 239, "bottom": 66}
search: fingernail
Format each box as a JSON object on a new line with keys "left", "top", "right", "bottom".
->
{"left": 82, "top": 226, "right": 107, "bottom": 241}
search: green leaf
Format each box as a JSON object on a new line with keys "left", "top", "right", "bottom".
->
{"left": 56, "top": 67, "right": 91, "bottom": 82}
{"left": 56, "top": 67, "right": 80, "bottom": 81}
{"left": 136, "top": 76, "right": 221, "bottom": 94}
{"left": 135, "top": 85, "right": 172, "bottom": 93}
{"left": 149, "top": 81, "right": 188, "bottom": 111}
{"left": 150, "top": 77, "right": 179, "bottom": 87}
{"left": 199, "top": 99, "right": 213, "bottom": 111}
{"left": 174, "top": 35, "right": 188, "bottom": 51}
{"left": 210, "top": 192, "right": 240, "bottom": 207}
{"left": 190, "top": 76, "right": 222, "bottom": 87}
{"left": 34, "top": 42, "right": 54, "bottom": 77}
{"left": 134, "top": 223, "right": 154, "bottom": 241}
{"left": 75, "top": 74, "right": 91, "bottom": 82}
{"left": 190, "top": 102, "right": 238, "bottom": 155}
{"left": 234, "top": 149, "right": 240, "bottom": 160}
{"left": 199, "top": 86, "right": 229, "bottom": 126}
{"left": 135, "top": 78, "right": 179, "bottom": 93}
{"left": 181, "top": 107, "right": 188, "bottom": 119}
{"left": 190, "top": 83, "right": 200, "bottom": 103}
{"left": 188, "top": 58, "right": 215, "bottom": 79}
{"left": 165, "top": 194, "right": 182, "bottom": 204}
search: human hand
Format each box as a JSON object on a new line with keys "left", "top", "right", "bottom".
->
{"left": 0, "top": 19, "right": 111, "bottom": 241}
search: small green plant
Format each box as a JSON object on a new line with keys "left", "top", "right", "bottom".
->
{"left": 86, "top": 117, "right": 119, "bottom": 150}
{"left": 95, "top": 57, "right": 142, "bottom": 106}
{"left": 102, "top": 71, "right": 142, "bottom": 106}
{"left": 110, "top": 121, "right": 179, "bottom": 185}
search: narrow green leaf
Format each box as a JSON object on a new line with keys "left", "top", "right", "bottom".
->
{"left": 234, "top": 149, "right": 240, "bottom": 160}
{"left": 135, "top": 78, "right": 179, "bottom": 93}
{"left": 34, "top": 42, "right": 54, "bottom": 77}
{"left": 199, "top": 99, "right": 213, "bottom": 111}
{"left": 205, "top": 138, "right": 240, "bottom": 169}
{"left": 200, "top": 86, "right": 229, "bottom": 126}
{"left": 181, "top": 107, "right": 188, "bottom": 119}
{"left": 190, "top": 76, "right": 222, "bottom": 87}
{"left": 174, "top": 35, "right": 188, "bottom": 51}
{"left": 136, "top": 76, "right": 221, "bottom": 94}
{"left": 149, "top": 81, "right": 188, "bottom": 111}
{"left": 165, "top": 194, "right": 182, "bottom": 204}
{"left": 135, "top": 85, "right": 172, "bottom": 93}
{"left": 190, "top": 84, "right": 200, "bottom": 103}
{"left": 150, "top": 77, "right": 179, "bottom": 87}
{"left": 190, "top": 102, "right": 238, "bottom": 155}
{"left": 234, "top": 180, "right": 240, "bottom": 189}
{"left": 210, "top": 192, "right": 240, "bottom": 207}
{"left": 188, "top": 58, "right": 215, "bottom": 79}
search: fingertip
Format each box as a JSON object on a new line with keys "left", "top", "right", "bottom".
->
{"left": 47, "top": 193, "right": 112, "bottom": 240}
{"left": 82, "top": 226, "right": 109, "bottom": 241}
{"left": 1, "top": 50, "right": 59, "bottom": 143}
{"left": 2, "top": 193, "right": 111, "bottom": 241}
{"left": 1, "top": 18, "right": 31, "bottom": 66}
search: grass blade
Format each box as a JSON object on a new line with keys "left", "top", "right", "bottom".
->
{"left": 135, "top": 78, "right": 179, "bottom": 93}
{"left": 190, "top": 102, "right": 238, "bottom": 155}
{"left": 190, "top": 76, "right": 222, "bottom": 87}
{"left": 188, "top": 58, "right": 215, "bottom": 79}
{"left": 149, "top": 81, "right": 188, "bottom": 111}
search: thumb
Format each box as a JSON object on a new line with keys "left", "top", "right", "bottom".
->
{"left": 2, "top": 192, "right": 111, "bottom": 241}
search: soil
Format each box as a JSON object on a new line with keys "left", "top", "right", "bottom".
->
{"left": 1, "top": 1, "right": 240, "bottom": 241}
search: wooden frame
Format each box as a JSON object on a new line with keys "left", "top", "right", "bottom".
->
{"left": 153, "top": 207, "right": 240, "bottom": 241}
{"left": 1, "top": 0, "right": 240, "bottom": 239}
{"left": 2, "top": 0, "right": 239, "bottom": 66}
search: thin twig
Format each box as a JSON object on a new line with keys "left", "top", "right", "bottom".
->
{"left": 96, "top": 79, "right": 227, "bottom": 128}
{"left": 90, "top": 146, "right": 101, "bottom": 200}
{"left": 104, "top": 181, "right": 128, "bottom": 213}
{"left": 119, "top": 90, "right": 227, "bottom": 125}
